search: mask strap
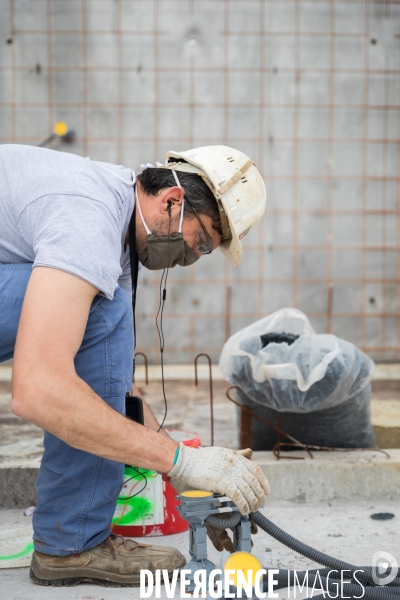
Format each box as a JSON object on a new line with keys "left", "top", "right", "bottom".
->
{"left": 135, "top": 186, "right": 152, "bottom": 235}
{"left": 171, "top": 170, "right": 185, "bottom": 234}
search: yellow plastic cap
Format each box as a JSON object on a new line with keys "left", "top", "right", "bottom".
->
{"left": 53, "top": 121, "right": 69, "bottom": 137}
{"left": 224, "top": 552, "right": 263, "bottom": 588}
{"left": 180, "top": 490, "right": 213, "bottom": 498}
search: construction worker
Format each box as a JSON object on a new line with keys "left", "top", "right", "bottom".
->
{"left": 0, "top": 143, "right": 269, "bottom": 587}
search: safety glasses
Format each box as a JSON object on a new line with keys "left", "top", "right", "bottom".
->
{"left": 171, "top": 169, "right": 214, "bottom": 255}
{"left": 184, "top": 197, "right": 214, "bottom": 255}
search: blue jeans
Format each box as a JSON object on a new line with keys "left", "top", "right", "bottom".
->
{"left": 0, "top": 264, "right": 134, "bottom": 556}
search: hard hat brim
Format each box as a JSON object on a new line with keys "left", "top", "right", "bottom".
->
{"left": 219, "top": 223, "right": 243, "bottom": 267}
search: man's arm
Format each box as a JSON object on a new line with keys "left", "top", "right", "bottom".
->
{"left": 11, "top": 267, "right": 178, "bottom": 473}
{"left": 131, "top": 383, "right": 172, "bottom": 440}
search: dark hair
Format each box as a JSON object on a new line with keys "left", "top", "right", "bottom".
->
{"left": 137, "top": 167, "right": 222, "bottom": 234}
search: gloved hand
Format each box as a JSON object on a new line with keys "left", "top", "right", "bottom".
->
{"left": 168, "top": 445, "right": 270, "bottom": 515}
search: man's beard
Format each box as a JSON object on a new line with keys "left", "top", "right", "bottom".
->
{"left": 134, "top": 213, "right": 181, "bottom": 255}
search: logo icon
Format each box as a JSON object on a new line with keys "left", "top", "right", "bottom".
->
{"left": 372, "top": 551, "right": 398, "bottom": 586}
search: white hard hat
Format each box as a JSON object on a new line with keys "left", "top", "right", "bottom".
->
{"left": 162, "top": 145, "right": 266, "bottom": 267}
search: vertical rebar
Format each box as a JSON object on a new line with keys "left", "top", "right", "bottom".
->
{"left": 224, "top": 284, "right": 231, "bottom": 342}
{"left": 5, "top": 1, "right": 400, "bottom": 362}
{"left": 194, "top": 353, "right": 214, "bottom": 446}
{"left": 134, "top": 352, "right": 149, "bottom": 386}
{"left": 240, "top": 405, "right": 252, "bottom": 450}
{"left": 326, "top": 282, "right": 334, "bottom": 333}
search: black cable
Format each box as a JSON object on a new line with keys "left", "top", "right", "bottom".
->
{"left": 247, "top": 511, "right": 400, "bottom": 599}
{"left": 156, "top": 205, "right": 171, "bottom": 432}
{"left": 250, "top": 511, "right": 400, "bottom": 588}
{"left": 262, "top": 569, "right": 400, "bottom": 600}
{"left": 118, "top": 467, "right": 148, "bottom": 501}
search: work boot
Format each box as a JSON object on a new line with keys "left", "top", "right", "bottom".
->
{"left": 29, "top": 533, "right": 186, "bottom": 587}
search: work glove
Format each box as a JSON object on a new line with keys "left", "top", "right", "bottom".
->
{"left": 168, "top": 445, "right": 270, "bottom": 516}
{"left": 204, "top": 449, "right": 258, "bottom": 551}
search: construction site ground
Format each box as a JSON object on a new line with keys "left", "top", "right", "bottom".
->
{"left": 0, "top": 365, "right": 399, "bottom": 598}
{"left": 1, "top": 499, "right": 399, "bottom": 600}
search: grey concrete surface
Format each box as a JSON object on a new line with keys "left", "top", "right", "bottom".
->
{"left": 1, "top": 2, "right": 399, "bottom": 363}
{"left": 1, "top": 500, "right": 399, "bottom": 599}
{"left": 258, "top": 448, "right": 400, "bottom": 503}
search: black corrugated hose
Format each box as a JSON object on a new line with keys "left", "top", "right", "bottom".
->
{"left": 264, "top": 568, "right": 400, "bottom": 599}
{"left": 248, "top": 511, "right": 400, "bottom": 600}
{"left": 205, "top": 512, "right": 242, "bottom": 529}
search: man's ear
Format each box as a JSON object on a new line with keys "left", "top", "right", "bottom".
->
{"left": 158, "top": 186, "right": 185, "bottom": 215}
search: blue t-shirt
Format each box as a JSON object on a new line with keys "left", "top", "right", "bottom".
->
{"left": 0, "top": 145, "right": 135, "bottom": 299}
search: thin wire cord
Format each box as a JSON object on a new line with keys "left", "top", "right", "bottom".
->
{"left": 118, "top": 467, "right": 148, "bottom": 500}
{"left": 156, "top": 209, "right": 171, "bottom": 432}
{"left": 120, "top": 188, "right": 169, "bottom": 501}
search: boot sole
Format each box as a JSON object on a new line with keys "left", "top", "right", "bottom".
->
{"left": 30, "top": 568, "right": 138, "bottom": 587}
{"left": 30, "top": 554, "right": 187, "bottom": 588}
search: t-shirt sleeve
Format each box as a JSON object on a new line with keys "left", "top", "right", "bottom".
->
{"left": 18, "top": 194, "right": 123, "bottom": 299}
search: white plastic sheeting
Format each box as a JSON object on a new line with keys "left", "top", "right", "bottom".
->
{"left": 219, "top": 308, "right": 374, "bottom": 414}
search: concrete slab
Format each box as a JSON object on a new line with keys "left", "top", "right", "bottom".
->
{"left": 1, "top": 365, "right": 225, "bottom": 383}
{"left": 257, "top": 448, "right": 400, "bottom": 503}
{"left": 2, "top": 362, "right": 400, "bottom": 383}
{"left": 2, "top": 446, "right": 400, "bottom": 509}
{"left": 0, "top": 367, "right": 11, "bottom": 382}
{"left": 372, "top": 364, "right": 400, "bottom": 381}
{"left": 371, "top": 399, "right": 400, "bottom": 448}
{"left": 0, "top": 500, "right": 398, "bottom": 599}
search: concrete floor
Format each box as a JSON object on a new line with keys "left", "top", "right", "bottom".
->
{"left": 1, "top": 369, "right": 399, "bottom": 598}
{"left": 1, "top": 500, "right": 398, "bottom": 599}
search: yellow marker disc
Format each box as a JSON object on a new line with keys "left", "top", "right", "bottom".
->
{"left": 180, "top": 490, "right": 213, "bottom": 498}
{"left": 53, "top": 121, "right": 68, "bottom": 137}
{"left": 224, "top": 552, "right": 263, "bottom": 588}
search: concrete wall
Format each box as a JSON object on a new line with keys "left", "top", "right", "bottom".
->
{"left": 0, "top": 0, "right": 399, "bottom": 363}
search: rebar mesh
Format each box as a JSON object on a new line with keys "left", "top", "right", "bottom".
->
{"left": 0, "top": 0, "right": 399, "bottom": 363}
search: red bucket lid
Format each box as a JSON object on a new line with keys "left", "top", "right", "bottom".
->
{"left": 165, "top": 429, "right": 201, "bottom": 448}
